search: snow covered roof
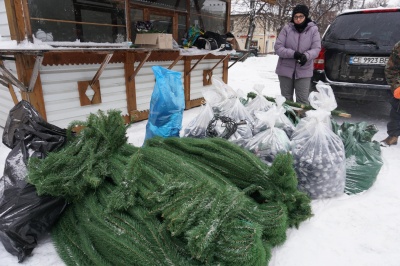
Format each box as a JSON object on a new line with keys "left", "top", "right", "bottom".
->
{"left": 0, "top": 38, "right": 128, "bottom": 51}
{"left": 0, "top": 38, "right": 235, "bottom": 56}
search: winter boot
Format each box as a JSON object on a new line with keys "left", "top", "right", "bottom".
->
{"left": 380, "top": 136, "right": 398, "bottom": 147}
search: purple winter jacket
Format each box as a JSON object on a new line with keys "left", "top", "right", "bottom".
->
{"left": 274, "top": 21, "right": 321, "bottom": 79}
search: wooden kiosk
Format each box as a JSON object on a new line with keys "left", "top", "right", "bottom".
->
{"left": 0, "top": 0, "right": 233, "bottom": 128}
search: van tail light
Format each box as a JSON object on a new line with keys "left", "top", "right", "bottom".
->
{"left": 362, "top": 8, "right": 400, "bottom": 13}
{"left": 314, "top": 47, "right": 326, "bottom": 71}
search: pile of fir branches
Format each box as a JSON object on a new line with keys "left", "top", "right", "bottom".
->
{"left": 245, "top": 91, "right": 351, "bottom": 119}
{"left": 27, "top": 110, "right": 312, "bottom": 266}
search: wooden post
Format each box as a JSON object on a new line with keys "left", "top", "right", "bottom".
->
{"left": 184, "top": 57, "right": 191, "bottom": 109}
{"left": 125, "top": 52, "right": 137, "bottom": 121}
{"left": 5, "top": 0, "right": 26, "bottom": 42}
{"left": 226, "top": 1, "right": 231, "bottom": 33}
{"left": 173, "top": 13, "right": 178, "bottom": 42}
{"left": 143, "top": 8, "right": 150, "bottom": 21}
{"left": 22, "top": 0, "right": 33, "bottom": 42}
{"left": 16, "top": 54, "right": 47, "bottom": 119}
{"left": 4, "top": 0, "right": 18, "bottom": 41}
{"left": 222, "top": 56, "right": 229, "bottom": 83}
{"left": 125, "top": 0, "right": 131, "bottom": 42}
{"left": 8, "top": 83, "right": 19, "bottom": 104}
{"left": 4, "top": 1, "right": 47, "bottom": 119}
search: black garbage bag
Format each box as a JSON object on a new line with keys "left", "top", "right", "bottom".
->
{"left": 0, "top": 100, "right": 67, "bottom": 262}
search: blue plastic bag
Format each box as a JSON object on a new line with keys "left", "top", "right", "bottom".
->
{"left": 145, "top": 66, "right": 185, "bottom": 140}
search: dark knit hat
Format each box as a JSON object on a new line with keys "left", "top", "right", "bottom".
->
{"left": 292, "top": 4, "right": 309, "bottom": 18}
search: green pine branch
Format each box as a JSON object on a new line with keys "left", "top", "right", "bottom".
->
{"left": 246, "top": 92, "right": 351, "bottom": 118}
{"left": 28, "top": 110, "right": 313, "bottom": 266}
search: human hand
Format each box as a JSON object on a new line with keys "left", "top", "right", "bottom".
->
{"left": 394, "top": 87, "right": 400, "bottom": 99}
{"left": 299, "top": 54, "right": 307, "bottom": 66}
{"left": 294, "top": 51, "right": 302, "bottom": 60}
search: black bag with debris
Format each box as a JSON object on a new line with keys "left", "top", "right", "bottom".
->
{"left": 0, "top": 100, "right": 67, "bottom": 262}
{"left": 193, "top": 37, "right": 219, "bottom": 50}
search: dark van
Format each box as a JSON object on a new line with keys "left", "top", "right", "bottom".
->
{"left": 312, "top": 8, "right": 400, "bottom": 101}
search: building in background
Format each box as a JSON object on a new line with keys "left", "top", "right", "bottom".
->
{"left": 230, "top": 13, "right": 277, "bottom": 54}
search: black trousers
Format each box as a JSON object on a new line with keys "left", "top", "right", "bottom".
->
{"left": 387, "top": 96, "right": 400, "bottom": 137}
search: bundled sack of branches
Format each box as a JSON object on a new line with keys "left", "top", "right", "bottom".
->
{"left": 291, "top": 83, "right": 346, "bottom": 199}
{"left": 244, "top": 108, "right": 291, "bottom": 166}
{"left": 27, "top": 110, "right": 312, "bottom": 266}
{"left": 183, "top": 103, "right": 214, "bottom": 138}
{"left": 203, "top": 77, "right": 254, "bottom": 146}
{"left": 332, "top": 121, "right": 383, "bottom": 194}
{"left": 245, "top": 84, "right": 274, "bottom": 117}
{"left": 273, "top": 96, "right": 296, "bottom": 138}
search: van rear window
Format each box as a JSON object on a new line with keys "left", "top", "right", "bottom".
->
{"left": 324, "top": 12, "right": 400, "bottom": 46}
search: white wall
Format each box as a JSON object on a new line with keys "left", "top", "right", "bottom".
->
{"left": 36, "top": 58, "right": 223, "bottom": 129}
{"left": 0, "top": 0, "right": 18, "bottom": 128}
{"left": 188, "top": 58, "right": 223, "bottom": 100}
{"left": 1, "top": 57, "right": 224, "bottom": 129}
{"left": 39, "top": 63, "right": 128, "bottom": 129}
{"left": 0, "top": 0, "right": 10, "bottom": 41}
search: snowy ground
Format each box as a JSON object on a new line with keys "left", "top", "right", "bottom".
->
{"left": 0, "top": 55, "right": 399, "bottom": 266}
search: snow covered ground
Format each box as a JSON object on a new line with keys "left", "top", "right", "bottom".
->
{"left": 0, "top": 55, "right": 399, "bottom": 266}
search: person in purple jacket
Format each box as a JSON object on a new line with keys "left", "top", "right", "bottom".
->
{"left": 274, "top": 4, "right": 321, "bottom": 105}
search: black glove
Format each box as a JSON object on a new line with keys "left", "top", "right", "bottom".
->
{"left": 294, "top": 51, "right": 302, "bottom": 60}
{"left": 299, "top": 54, "right": 308, "bottom": 66}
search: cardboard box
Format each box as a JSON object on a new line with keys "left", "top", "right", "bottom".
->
{"left": 134, "top": 33, "right": 173, "bottom": 49}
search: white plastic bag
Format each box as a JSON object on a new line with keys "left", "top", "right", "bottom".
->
{"left": 203, "top": 77, "right": 254, "bottom": 145}
{"left": 245, "top": 84, "right": 274, "bottom": 116}
{"left": 246, "top": 84, "right": 275, "bottom": 134}
{"left": 183, "top": 104, "right": 214, "bottom": 138}
{"left": 291, "top": 82, "right": 346, "bottom": 199}
{"left": 245, "top": 108, "right": 291, "bottom": 166}
{"left": 274, "top": 95, "right": 296, "bottom": 138}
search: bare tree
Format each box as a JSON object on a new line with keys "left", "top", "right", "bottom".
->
{"left": 232, "top": 0, "right": 265, "bottom": 51}
{"left": 231, "top": 0, "right": 350, "bottom": 51}
{"left": 365, "top": 0, "right": 389, "bottom": 8}
{"left": 309, "top": 0, "right": 348, "bottom": 35}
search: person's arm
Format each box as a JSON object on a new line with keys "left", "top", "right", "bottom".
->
{"left": 274, "top": 26, "right": 296, "bottom": 58}
{"left": 303, "top": 26, "right": 321, "bottom": 61}
{"left": 385, "top": 42, "right": 400, "bottom": 98}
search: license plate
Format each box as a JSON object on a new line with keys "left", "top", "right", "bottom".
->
{"left": 349, "top": 56, "right": 389, "bottom": 65}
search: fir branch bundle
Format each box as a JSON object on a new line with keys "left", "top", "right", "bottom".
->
{"left": 148, "top": 174, "right": 270, "bottom": 265}
{"left": 131, "top": 140, "right": 294, "bottom": 264}
{"left": 246, "top": 92, "right": 351, "bottom": 118}
{"left": 52, "top": 183, "right": 198, "bottom": 266}
{"left": 144, "top": 137, "right": 312, "bottom": 228}
{"left": 28, "top": 110, "right": 139, "bottom": 210}
{"left": 27, "top": 110, "right": 312, "bottom": 266}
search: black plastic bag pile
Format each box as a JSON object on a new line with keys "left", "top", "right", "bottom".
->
{"left": 0, "top": 101, "right": 67, "bottom": 262}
